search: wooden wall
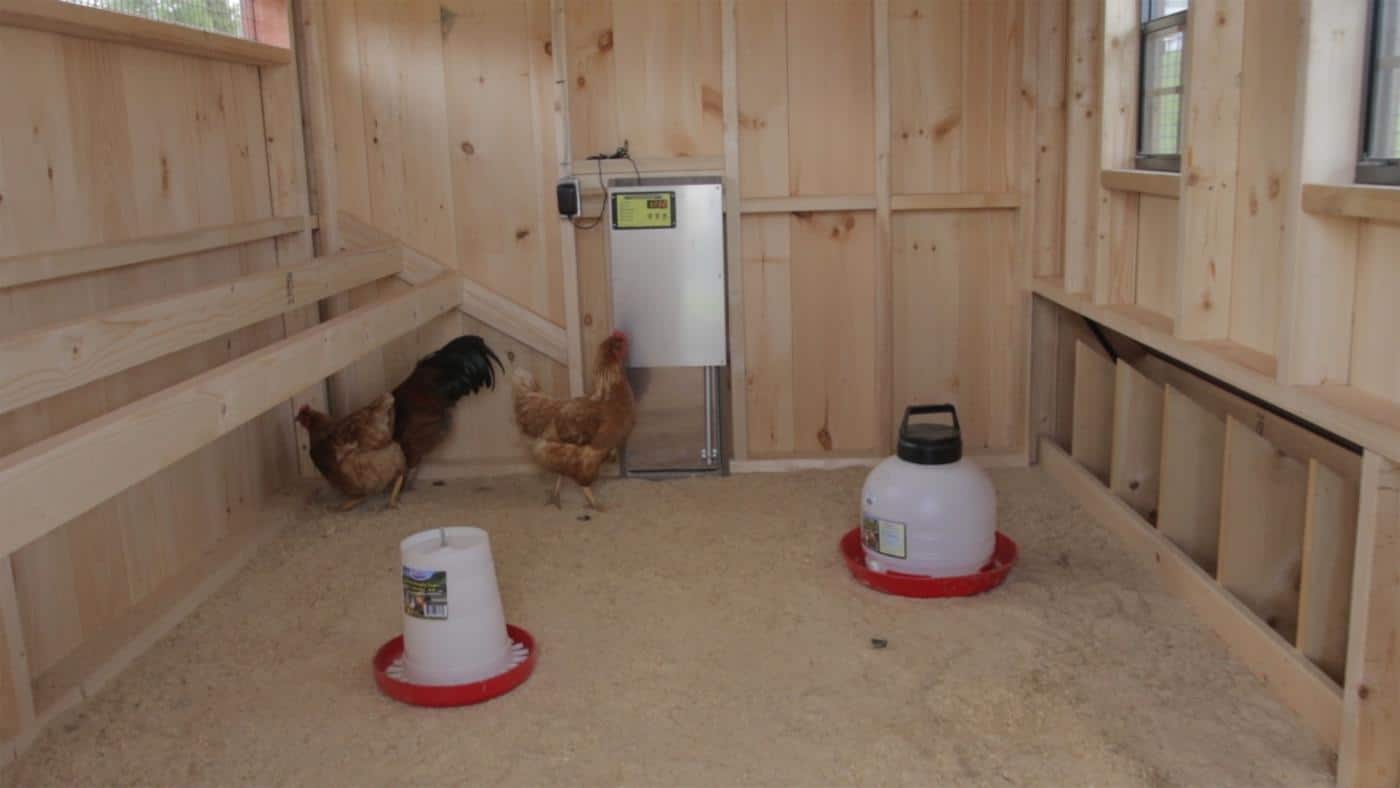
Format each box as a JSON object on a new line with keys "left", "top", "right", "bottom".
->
{"left": 308, "top": 0, "right": 1064, "bottom": 467}
{"left": 0, "top": 26, "right": 300, "bottom": 718}
{"left": 1052, "top": 0, "right": 1400, "bottom": 407}
{"left": 304, "top": 0, "right": 570, "bottom": 476}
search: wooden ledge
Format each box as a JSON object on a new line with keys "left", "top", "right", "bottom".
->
{"left": 1100, "top": 168, "right": 1181, "bottom": 198}
{"left": 1302, "top": 183, "right": 1400, "bottom": 224}
{"left": 0, "top": 0, "right": 291, "bottom": 65}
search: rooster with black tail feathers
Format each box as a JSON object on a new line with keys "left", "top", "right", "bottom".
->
{"left": 392, "top": 335, "right": 503, "bottom": 486}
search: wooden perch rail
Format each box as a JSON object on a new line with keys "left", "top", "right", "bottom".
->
{"left": 0, "top": 247, "right": 399, "bottom": 417}
{"left": 0, "top": 215, "right": 315, "bottom": 290}
{"left": 338, "top": 211, "right": 570, "bottom": 365}
{"left": 0, "top": 274, "right": 459, "bottom": 558}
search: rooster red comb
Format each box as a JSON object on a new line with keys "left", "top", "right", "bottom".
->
{"left": 608, "top": 329, "right": 627, "bottom": 340}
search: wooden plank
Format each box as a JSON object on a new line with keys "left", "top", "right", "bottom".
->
{"left": 565, "top": 0, "right": 617, "bottom": 162}
{"left": 0, "top": 215, "right": 312, "bottom": 290}
{"left": 0, "top": 248, "right": 399, "bottom": 418}
{"left": 1218, "top": 416, "right": 1310, "bottom": 640}
{"left": 0, "top": 0, "right": 291, "bottom": 65}
{"left": 609, "top": 0, "right": 723, "bottom": 158}
{"left": 723, "top": 0, "right": 747, "bottom": 459}
{"left": 741, "top": 214, "right": 793, "bottom": 456}
{"left": 874, "top": 0, "right": 892, "bottom": 453}
{"left": 553, "top": 0, "right": 585, "bottom": 397}
{"left": 1042, "top": 438, "right": 1343, "bottom": 749}
{"left": 892, "top": 211, "right": 1023, "bottom": 454}
{"left": 1031, "top": 279, "right": 1400, "bottom": 466}
{"left": 741, "top": 195, "right": 877, "bottom": 214}
{"left": 1061, "top": 0, "right": 1100, "bottom": 294}
{"left": 1276, "top": 0, "right": 1368, "bottom": 387}
{"left": 1157, "top": 384, "right": 1226, "bottom": 573}
{"left": 735, "top": 0, "right": 788, "bottom": 199}
{"left": 786, "top": 0, "right": 874, "bottom": 196}
{"left": 789, "top": 212, "right": 877, "bottom": 453}
{"left": 0, "top": 276, "right": 460, "bottom": 558}
{"left": 1174, "top": 0, "right": 1245, "bottom": 341}
{"left": 441, "top": 0, "right": 565, "bottom": 324}
{"left": 0, "top": 557, "right": 35, "bottom": 741}
{"left": 1351, "top": 222, "right": 1400, "bottom": 405}
{"left": 1338, "top": 450, "right": 1400, "bottom": 788}
{"left": 1071, "top": 340, "right": 1115, "bottom": 483}
{"left": 1092, "top": 0, "right": 1140, "bottom": 307}
{"left": 1109, "top": 360, "right": 1164, "bottom": 520}
{"left": 890, "top": 193, "right": 1020, "bottom": 211}
{"left": 1229, "top": 0, "right": 1299, "bottom": 359}
{"left": 1099, "top": 169, "right": 1181, "bottom": 198}
{"left": 1032, "top": 0, "right": 1068, "bottom": 280}
{"left": 1303, "top": 183, "right": 1400, "bottom": 225}
{"left": 1297, "top": 458, "right": 1360, "bottom": 684}
{"left": 889, "top": 0, "right": 962, "bottom": 194}
{"left": 1134, "top": 195, "right": 1179, "bottom": 320}
{"left": 961, "top": 0, "right": 1019, "bottom": 195}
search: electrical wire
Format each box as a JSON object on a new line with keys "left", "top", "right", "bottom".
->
{"left": 570, "top": 143, "right": 642, "bottom": 231}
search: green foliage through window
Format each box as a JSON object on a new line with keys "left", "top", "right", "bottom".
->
{"left": 62, "top": 0, "right": 247, "bottom": 38}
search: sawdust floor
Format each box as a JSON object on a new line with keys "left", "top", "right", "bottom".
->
{"left": 6, "top": 469, "right": 1334, "bottom": 787}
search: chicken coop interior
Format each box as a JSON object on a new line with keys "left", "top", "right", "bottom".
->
{"left": 3, "top": 0, "right": 1400, "bottom": 784}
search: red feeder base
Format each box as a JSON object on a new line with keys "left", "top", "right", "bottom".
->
{"left": 840, "top": 528, "right": 1018, "bottom": 598}
{"left": 373, "top": 624, "right": 537, "bottom": 707}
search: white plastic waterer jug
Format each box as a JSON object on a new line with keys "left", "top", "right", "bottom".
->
{"left": 861, "top": 404, "right": 997, "bottom": 577}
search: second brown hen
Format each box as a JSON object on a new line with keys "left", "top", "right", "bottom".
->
{"left": 512, "top": 331, "right": 635, "bottom": 510}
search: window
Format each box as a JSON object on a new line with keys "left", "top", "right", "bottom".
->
{"left": 1361, "top": 0, "right": 1400, "bottom": 184}
{"left": 1138, "top": 0, "right": 1188, "bottom": 172}
{"left": 62, "top": 0, "right": 250, "bottom": 39}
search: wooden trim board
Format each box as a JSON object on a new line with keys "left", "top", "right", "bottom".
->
{"left": 740, "top": 195, "right": 877, "bottom": 214}
{"left": 0, "top": 0, "right": 292, "bottom": 65}
{"left": 0, "top": 276, "right": 460, "bottom": 557}
{"left": 0, "top": 215, "right": 314, "bottom": 290}
{"left": 459, "top": 278, "right": 569, "bottom": 365}
{"left": 721, "top": 0, "right": 747, "bottom": 459}
{"left": 890, "top": 193, "right": 1020, "bottom": 211}
{"left": 1041, "top": 438, "right": 1343, "bottom": 749}
{"left": 0, "top": 247, "right": 400, "bottom": 417}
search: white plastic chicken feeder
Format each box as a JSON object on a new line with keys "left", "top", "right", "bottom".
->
{"left": 372, "top": 527, "right": 535, "bottom": 707}
{"left": 859, "top": 405, "right": 1000, "bottom": 579}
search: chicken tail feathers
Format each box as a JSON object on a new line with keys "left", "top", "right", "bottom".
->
{"left": 415, "top": 335, "right": 502, "bottom": 404}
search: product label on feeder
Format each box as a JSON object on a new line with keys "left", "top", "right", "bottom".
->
{"left": 861, "top": 515, "right": 908, "bottom": 559}
{"left": 402, "top": 567, "right": 448, "bottom": 620}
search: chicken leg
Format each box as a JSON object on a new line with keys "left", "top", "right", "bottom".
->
{"left": 546, "top": 475, "right": 563, "bottom": 509}
{"left": 581, "top": 486, "right": 606, "bottom": 512}
{"left": 386, "top": 473, "right": 406, "bottom": 510}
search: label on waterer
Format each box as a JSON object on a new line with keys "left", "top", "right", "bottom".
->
{"left": 402, "top": 567, "right": 448, "bottom": 620}
{"left": 861, "top": 515, "right": 907, "bottom": 559}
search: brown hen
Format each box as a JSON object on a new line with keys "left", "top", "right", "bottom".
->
{"left": 297, "top": 393, "right": 406, "bottom": 511}
{"left": 512, "top": 331, "right": 635, "bottom": 510}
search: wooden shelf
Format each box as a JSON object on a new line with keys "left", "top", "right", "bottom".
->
{"left": 1100, "top": 168, "right": 1181, "bottom": 198}
{"left": 1301, "top": 182, "right": 1400, "bottom": 224}
{"left": 0, "top": 0, "right": 292, "bottom": 66}
{"left": 890, "top": 192, "right": 1019, "bottom": 211}
{"left": 1032, "top": 278, "right": 1400, "bottom": 459}
{"left": 740, "top": 195, "right": 876, "bottom": 214}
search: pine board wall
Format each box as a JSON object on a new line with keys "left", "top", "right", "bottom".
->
{"left": 0, "top": 25, "right": 304, "bottom": 719}
{"left": 306, "top": 0, "right": 1068, "bottom": 467}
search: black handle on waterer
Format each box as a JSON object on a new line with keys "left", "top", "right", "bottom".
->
{"left": 897, "top": 404, "right": 963, "bottom": 465}
{"left": 900, "top": 404, "right": 960, "bottom": 438}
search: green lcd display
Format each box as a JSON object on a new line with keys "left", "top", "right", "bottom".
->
{"left": 612, "top": 192, "right": 676, "bottom": 230}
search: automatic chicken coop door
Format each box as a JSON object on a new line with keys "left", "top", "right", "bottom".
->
{"left": 607, "top": 177, "right": 728, "bottom": 477}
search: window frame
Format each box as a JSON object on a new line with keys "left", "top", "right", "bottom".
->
{"left": 1136, "top": 5, "right": 1188, "bottom": 173}
{"left": 1358, "top": 0, "right": 1400, "bottom": 185}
